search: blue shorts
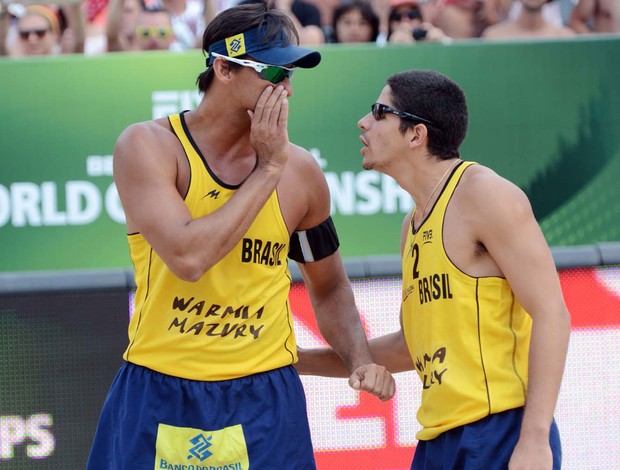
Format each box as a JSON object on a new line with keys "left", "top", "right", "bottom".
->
{"left": 411, "top": 408, "right": 561, "bottom": 470}
{"left": 87, "top": 362, "right": 316, "bottom": 470}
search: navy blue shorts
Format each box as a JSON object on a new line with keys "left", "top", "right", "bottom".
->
{"left": 87, "top": 362, "right": 316, "bottom": 469}
{"left": 411, "top": 408, "right": 561, "bottom": 470}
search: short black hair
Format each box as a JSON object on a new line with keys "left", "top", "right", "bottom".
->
{"left": 387, "top": 69, "right": 468, "bottom": 159}
{"left": 196, "top": 2, "right": 299, "bottom": 93}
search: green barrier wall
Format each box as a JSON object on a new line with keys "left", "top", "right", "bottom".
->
{"left": 1, "top": 37, "right": 619, "bottom": 272}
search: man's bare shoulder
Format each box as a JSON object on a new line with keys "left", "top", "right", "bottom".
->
{"left": 460, "top": 163, "right": 522, "bottom": 194}
{"left": 115, "top": 118, "right": 174, "bottom": 149}
{"left": 459, "top": 164, "right": 532, "bottom": 219}
{"left": 113, "top": 117, "right": 182, "bottom": 169}
{"left": 285, "top": 143, "right": 324, "bottom": 180}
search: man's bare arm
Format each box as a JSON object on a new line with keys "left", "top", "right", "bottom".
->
{"left": 469, "top": 172, "right": 570, "bottom": 468}
{"left": 297, "top": 327, "right": 414, "bottom": 376}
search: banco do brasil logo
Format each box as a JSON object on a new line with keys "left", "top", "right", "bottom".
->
{"left": 187, "top": 433, "right": 213, "bottom": 461}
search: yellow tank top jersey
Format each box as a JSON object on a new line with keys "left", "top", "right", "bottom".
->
{"left": 123, "top": 112, "right": 296, "bottom": 381}
{"left": 401, "top": 161, "right": 532, "bottom": 440}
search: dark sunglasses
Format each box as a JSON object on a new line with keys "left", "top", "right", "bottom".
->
{"left": 211, "top": 52, "right": 296, "bottom": 84}
{"left": 18, "top": 28, "right": 49, "bottom": 40}
{"left": 371, "top": 103, "right": 435, "bottom": 126}
{"left": 391, "top": 9, "right": 422, "bottom": 22}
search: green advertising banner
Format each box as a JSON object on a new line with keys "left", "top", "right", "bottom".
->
{"left": 1, "top": 37, "right": 619, "bottom": 273}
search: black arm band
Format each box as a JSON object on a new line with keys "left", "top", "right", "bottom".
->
{"left": 288, "top": 216, "right": 340, "bottom": 264}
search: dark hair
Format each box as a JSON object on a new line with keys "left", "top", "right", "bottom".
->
{"left": 387, "top": 4, "right": 422, "bottom": 38}
{"left": 387, "top": 70, "right": 468, "bottom": 159}
{"left": 57, "top": 7, "right": 68, "bottom": 33}
{"left": 196, "top": 2, "right": 299, "bottom": 93}
{"left": 331, "top": 0, "right": 380, "bottom": 43}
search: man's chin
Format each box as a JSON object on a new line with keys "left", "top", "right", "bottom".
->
{"left": 362, "top": 159, "right": 374, "bottom": 171}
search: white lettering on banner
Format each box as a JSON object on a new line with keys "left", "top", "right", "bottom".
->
{"left": 0, "top": 101, "right": 411, "bottom": 230}
{"left": 0, "top": 184, "right": 12, "bottom": 227}
{"left": 0, "top": 182, "right": 122, "bottom": 227}
{"left": 0, "top": 414, "right": 55, "bottom": 460}
{"left": 152, "top": 90, "right": 202, "bottom": 119}
{"left": 66, "top": 181, "right": 102, "bottom": 225}
{"left": 382, "top": 175, "right": 410, "bottom": 214}
{"left": 9, "top": 182, "right": 41, "bottom": 226}
{"left": 309, "top": 147, "right": 413, "bottom": 216}
{"left": 105, "top": 184, "right": 126, "bottom": 223}
{"left": 325, "top": 171, "right": 412, "bottom": 216}
{"left": 87, "top": 155, "right": 114, "bottom": 177}
{"left": 41, "top": 182, "right": 66, "bottom": 225}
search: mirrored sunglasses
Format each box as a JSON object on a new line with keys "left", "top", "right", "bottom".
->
{"left": 135, "top": 26, "right": 173, "bottom": 40}
{"left": 371, "top": 103, "right": 435, "bottom": 126}
{"left": 18, "top": 28, "right": 49, "bottom": 40}
{"left": 211, "top": 52, "right": 296, "bottom": 84}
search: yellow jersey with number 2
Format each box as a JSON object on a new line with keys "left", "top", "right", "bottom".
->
{"left": 402, "top": 160, "right": 532, "bottom": 440}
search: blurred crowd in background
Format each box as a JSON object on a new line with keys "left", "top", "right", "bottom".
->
{"left": 0, "top": 0, "right": 618, "bottom": 57}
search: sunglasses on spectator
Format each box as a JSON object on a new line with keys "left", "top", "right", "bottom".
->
{"left": 211, "top": 52, "right": 296, "bottom": 84}
{"left": 391, "top": 9, "right": 422, "bottom": 21}
{"left": 371, "top": 103, "right": 435, "bottom": 125}
{"left": 18, "top": 28, "right": 49, "bottom": 40}
{"left": 135, "top": 26, "right": 173, "bottom": 40}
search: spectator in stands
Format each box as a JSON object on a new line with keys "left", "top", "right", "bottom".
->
{"left": 17, "top": 5, "right": 61, "bottom": 56}
{"left": 487, "top": 0, "right": 576, "bottom": 26}
{"left": 159, "top": 0, "right": 212, "bottom": 48}
{"left": 482, "top": 0, "right": 575, "bottom": 39}
{"left": 83, "top": 0, "right": 111, "bottom": 54}
{"left": 1, "top": 3, "right": 84, "bottom": 57}
{"left": 308, "top": 0, "right": 334, "bottom": 30}
{"left": 484, "top": 0, "right": 514, "bottom": 26}
{"left": 387, "top": 0, "right": 448, "bottom": 44}
{"left": 57, "top": 3, "right": 87, "bottom": 53}
{"left": 371, "top": 0, "right": 391, "bottom": 44}
{"left": 133, "top": 6, "right": 181, "bottom": 50}
{"left": 0, "top": 3, "right": 15, "bottom": 56}
{"left": 507, "top": 0, "right": 566, "bottom": 27}
{"left": 433, "top": 0, "right": 489, "bottom": 38}
{"left": 106, "top": 0, "right": 210, "bottom": 52}
{"left": 329, "top": 0, "right": 379, "bottom": 43}
{"left": 241, "top": 0, "right": 325, "bottom": 44}
{"left": 569, "top": 0, "right": 620, "bottom": 33}
{"left": 106, "top": 0, "right": 143, "bottom": 51}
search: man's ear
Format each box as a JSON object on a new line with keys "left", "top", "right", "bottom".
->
{"left": 408, "top": 123, "right": 428, "bottom": 148}
{"left": 212, "top": 57, "right": 234, "bottom": 82}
